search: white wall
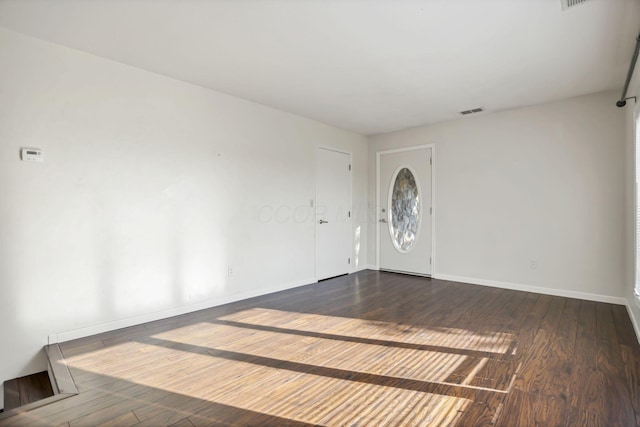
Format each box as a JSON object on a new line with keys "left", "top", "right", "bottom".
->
{"left": 0, "top": 27, "right": 367, "bottom": 408}
{"left": 369, "top": 91, "right": 626, "bottom": 302}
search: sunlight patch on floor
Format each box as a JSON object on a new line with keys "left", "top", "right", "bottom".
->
{"left": 152, "top": 323, "right": 472, "bottom": 385}
{"left": 65, "top": 342, "right": 473, "bottom": 426}
{"left": 61, "top": 308, "right": 517, "bottom": 425}
{"left": 217, "top": 307, "right": 514, "bottom": 354}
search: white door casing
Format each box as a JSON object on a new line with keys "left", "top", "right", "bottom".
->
{"left": 377, "top": 146, "right": 433, "bottom": 276}
{"left": 316, "top": 148, "right": 351, "bottom": 280}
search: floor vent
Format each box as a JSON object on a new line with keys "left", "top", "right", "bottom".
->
{"left": 460, "top": 107, "right": 484, "bottom": 116}
{"left": 561, "top": 0, "right": 592, "bottom": 11}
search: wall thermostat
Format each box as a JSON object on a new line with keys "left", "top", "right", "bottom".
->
{"left": 21, "top": 148, "right": 44, "bottom": 163}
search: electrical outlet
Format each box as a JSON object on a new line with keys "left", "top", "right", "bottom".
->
{"left": 228, "top": 267, "right": 233, "bottom": 277}
{"left": 529, "top": 260, "right": 537, "bottom": 269}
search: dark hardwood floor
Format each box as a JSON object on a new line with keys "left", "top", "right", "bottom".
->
{"left": 2, "top": 270, "right": 639, "bottom": 426}
{"left": 3, "top": 372, "right": 53, "bottom": 411}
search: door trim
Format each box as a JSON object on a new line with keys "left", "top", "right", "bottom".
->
{"left": 375, "top": 144, "right": 435, "bottom": 274}
{"left": 315, "top": 146, "right": 353, "bottom": 281}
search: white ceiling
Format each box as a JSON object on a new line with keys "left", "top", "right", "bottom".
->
{"left": 0, "top": 0, "right": 638, "bottom": 135}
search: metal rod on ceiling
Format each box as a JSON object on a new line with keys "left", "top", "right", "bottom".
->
{"left": 616, "top": 33, "right": 640, "bottom": 108}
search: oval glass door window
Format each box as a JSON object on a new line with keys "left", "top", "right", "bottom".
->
{"left": 389, "top": 167, "right": 421, "bottom": 252}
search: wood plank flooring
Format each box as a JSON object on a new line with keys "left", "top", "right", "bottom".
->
{"left": 1, "top": 270, "right": 639, "bottom": 426}
{"left": 3, "top": 372, "right": 54, "bottom": 411}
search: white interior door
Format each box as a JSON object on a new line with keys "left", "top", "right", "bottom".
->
{"left": 378, "top": 147, "right": 432, "bottom": 276}
{"left": 316, "top": 148, "right": 351, "bottom": 280}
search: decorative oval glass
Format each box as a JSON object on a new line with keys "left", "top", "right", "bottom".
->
{"left": 389, "top": 167, "right": 421, "bottom": 252}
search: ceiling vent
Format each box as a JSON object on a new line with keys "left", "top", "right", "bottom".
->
{"left": 561, "top": 0, "right": 592, "bottom": 11}
{"left": 460, "top": 108, "right": 483, "bottom": 116}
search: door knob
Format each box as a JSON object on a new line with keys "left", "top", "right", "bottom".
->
{"left": 379, "top": 218, "right": 388, "bottom": 223}
{"left": 319, "top": 219, "right": 329, "bottom": 224}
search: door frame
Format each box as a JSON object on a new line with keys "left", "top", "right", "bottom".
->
{"left": 375, "top": 144, "right": 436, "bottom": 274}
{"left": 315, "top": 146, "right": 353, "bottom": 281}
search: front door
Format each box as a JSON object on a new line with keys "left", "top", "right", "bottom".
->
{"left": 316, "top": 148, "right": 351, "bottom": 280}
{"left": 378, "top": 147, "right": 432, "bottom": 276}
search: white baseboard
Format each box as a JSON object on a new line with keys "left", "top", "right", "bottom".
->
{"left": 52, "top": 277, "right": 317, "bottom": 344}
{"left": 626, "top": 299, "right": 640, "bottom": 346}
{"left": 50, "top": 271, "right": 632, "bottom": 345}
{"left": 434, "top": 273, "right": 627, "bottom": 305}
